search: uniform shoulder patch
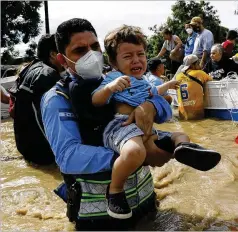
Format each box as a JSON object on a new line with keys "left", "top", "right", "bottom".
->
{"left": 59, "top": 108, "right": 77, "bottom": 121}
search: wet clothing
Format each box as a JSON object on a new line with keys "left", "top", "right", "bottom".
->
{"left": 41, "top": 72, "right": 173, "bottom": 227}
{"left": 93, "top": 71, "right": 172, "bottom": 153}
{"left": 41, "top": 73, "right": 172, "bottom": 174}
{"left": 206, "top": 56, "right": 238, "bottom": 80}
{"left": 192, "top": 29, "right": 214, "bottom": 59}
{"left": 68, "top": 76, "right": 115, "bottom": 146}
{"left": 103, "top": 114, "right": 173, "bottom": 154}
{"left": 176, "top": 69, "right": 212, "bottom": 120}
{"left": 93, "top": 71, "right": 158, "bottom": 107}
{"left": 12, "top": 59, "right": 60, "bottom": 164}
{"left": 93, "top": 71, "right": 172, "bottom": 122}
{"left": 185, "top": 32, "right": 197, "bottom": 56}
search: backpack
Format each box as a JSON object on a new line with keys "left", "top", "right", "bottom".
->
{"left": 8, "top": 60, "right": 37, "bottom": 118}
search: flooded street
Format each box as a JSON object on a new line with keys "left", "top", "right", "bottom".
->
{"left": 1, "top": 112, "right": 238, "bottom": 231}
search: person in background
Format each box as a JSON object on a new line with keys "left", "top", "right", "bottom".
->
{"left": 176, "top": 54, "right": 213, "bottom": 120}
{"left": 11, "top": 34, "right": 63, "bottom": 165}
{"left": 146, "top": 57, "right": 180, "bottom": 104}
{"left": 222, "top": 30, "right": 238, "bottom": 58}
{"left": 207, "top": 44, "right": 238, "bottom": 80}
{"left": 157, "top": 28, "right": 183, "bottom": 74}
{"left": 190, "top": 16, "right": 214, "bottom": 70}
{"left": 184, "top": 22, "right": 197, "bottom": 57}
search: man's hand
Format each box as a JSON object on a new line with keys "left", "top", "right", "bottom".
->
{"left": 144, "top": 135, "right": 173, "bottom": 167}
{"left": 168, "top": 80, "right": 180, "bottom": 90}
{"left": 106, "top": 76, "right": 131, "bottom": 93}
{"left": 122, "top": 101, "right": 156, "bottom": 141}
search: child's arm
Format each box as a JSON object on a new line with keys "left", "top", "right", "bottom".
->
{"left": 156, "top": 80, "right": 180, "bottom": 95}
{"left": 92, "top": 76, "right": 131, "bottom": 107}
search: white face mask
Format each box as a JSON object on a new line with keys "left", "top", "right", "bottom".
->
{"left": 186, "top": 28, "right": 193, "bottom": 35}
{"left": 64, "top": 50, "right": 103, "bottom": 80}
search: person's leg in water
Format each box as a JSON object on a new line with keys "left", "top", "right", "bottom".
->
{"left": 144, "top": 132, "right": 221, "bottom": 171}
{"left": 107, "top": 136, "right": 146, "bottom": 219}
{"left": 171, "top": 132, "right": 221, "bottom": 171}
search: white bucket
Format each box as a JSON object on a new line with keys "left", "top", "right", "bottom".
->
{"left": 204, "top": 79, "right": 238, "bottom": 109}
{"left": 168, "top": 79, "right": 238, "bottom": 110}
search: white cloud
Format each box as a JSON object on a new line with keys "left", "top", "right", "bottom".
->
{"left": 11, "top": 1, "right": 238, "bottom": 56}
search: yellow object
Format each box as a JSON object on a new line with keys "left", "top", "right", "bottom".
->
{"left": 176, "top": 69, "right": 212, "bottom": 120}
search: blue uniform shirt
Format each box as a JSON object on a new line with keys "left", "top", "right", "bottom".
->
{"left": 185, "top": 32, "right": 197, "bottom": 56}
{"left": 41, "top": 74, "right": 172, "bottom": 174}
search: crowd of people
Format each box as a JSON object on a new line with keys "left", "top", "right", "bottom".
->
{"left": 2, "top": 15, "right": 238, "bottom": 230}
{"left": 153, "top": 16, "right": 238, "bottom": 120}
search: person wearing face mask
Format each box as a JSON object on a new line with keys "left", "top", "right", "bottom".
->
{"left": 190, "top": 17, "right": 214, "bottom": 70}
{"left": 40, "top": 18, "right": 175, "bottom": 230}
{"left": 9, "top": 34, "right": 63, "bottom": 165}
{"left": 184, "top": 23, "right": 197, "bottom": 57}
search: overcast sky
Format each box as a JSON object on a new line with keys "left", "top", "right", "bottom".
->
{"left": 15, "top": 1, "right": 238, "bottom": 55}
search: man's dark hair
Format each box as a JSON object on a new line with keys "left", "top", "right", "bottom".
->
{"left": 55, "top": 18, "right": 97, "bottom": 54}
{"left": 37, "top": 34, "right": 57, "bottom": 64}
{"left": 104, "top": 25, "right": 147, "bottom": 64}
{"left": 147, "top": 57, "right": 164, "bottom": 72}
{"left": 226, "top": 30, "right": 238, "bottom": 40}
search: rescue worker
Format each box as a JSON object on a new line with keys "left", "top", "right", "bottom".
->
{"left": 41, "top": 18, "right": 173, "bottom": 230}
{"left": 11, "top": 34, "right": 63, "bottom": 165}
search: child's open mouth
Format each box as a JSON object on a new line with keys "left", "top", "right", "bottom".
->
{"left": 131, "top": 67, "right": 142, "bottom": 74}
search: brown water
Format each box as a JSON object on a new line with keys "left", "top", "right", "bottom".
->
{"left": 1, "top": 114, "right": 238, "bottom": 231}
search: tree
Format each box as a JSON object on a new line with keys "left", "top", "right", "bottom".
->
{"left": 147, "top": 0, "right": 229, "bottom": 58}
{"left": 1, "top": 1, "right": 42, "bottom": 47}
{"left": 25, "top": 41, "right": 37, "bottom": 61}
{"left": 1, "top": 47, "right": 19, "bottom": 65}
{"left": 1, "top": 1, "right": 42, "bottom": 64}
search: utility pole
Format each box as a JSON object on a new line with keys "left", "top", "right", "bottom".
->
{"left": 44, "top": 1, "right": 50, "bottom": 33}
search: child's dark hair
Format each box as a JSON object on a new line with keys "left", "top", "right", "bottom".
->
{"left": 37, "top": 34, "right": 57, "bottom": 64}
{"left": 55, "top": 18, "right": 97, "bottom": 54}
{"left": 104, "top": 25, "right": 147, "bottom": 64}
{"left": 226, "top": 30, "right": 238, "bottom": 40}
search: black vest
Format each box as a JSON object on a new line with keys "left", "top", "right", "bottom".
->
{"left": 13, "top": 59, "right": 60, "bottom": 165}
{"left": 57, "top": 76, "right": 115, "bottom": 146}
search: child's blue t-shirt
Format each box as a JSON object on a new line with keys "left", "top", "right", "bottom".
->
{"left": 93, "top": 71, "right": 158, "bottom": 107}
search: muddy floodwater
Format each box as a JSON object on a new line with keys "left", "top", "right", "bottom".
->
{"left": 1, "top": 113, "right": 238, "bottom": 231}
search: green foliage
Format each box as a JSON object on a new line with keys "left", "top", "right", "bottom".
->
{"left": 1, "top": 47, "right": 19, "bottom": 65}
{"left": 147, "top": 0, "right": 229, "bottom": 58}
{"left": 1, "top": 1, "right": 42, "bottom": 64}
{"left": 25, "top": 41, "right": 37, "bottom": 61}
{"left": 103, "top": 52, "right": 110, "bottom": 65}
{"left": 1, "top": 1, "right": 42, "bottom": 47}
